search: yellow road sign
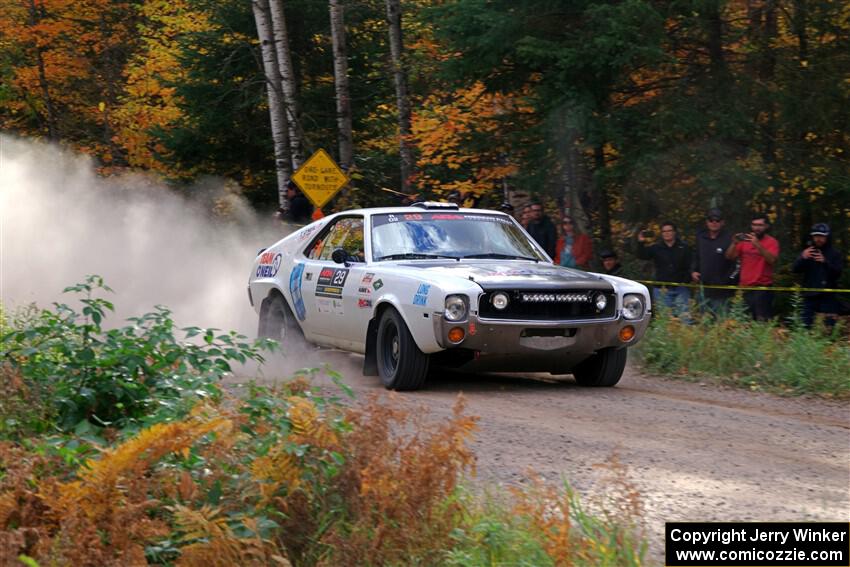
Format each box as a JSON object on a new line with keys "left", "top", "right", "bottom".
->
{"left": 291, "top": 149, "right": 349, "bottom": 209}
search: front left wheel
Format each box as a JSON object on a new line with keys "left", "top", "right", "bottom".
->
{"left": 376, "top": 308, "right": 430, "bottom": 390}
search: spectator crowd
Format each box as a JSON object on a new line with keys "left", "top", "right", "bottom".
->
{"left": 516, "top": 202, "right": 845, "bottom": 327}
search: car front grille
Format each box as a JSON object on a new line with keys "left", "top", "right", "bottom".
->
{"left": 478, "top": 289, "right": 616, "bottom": 320}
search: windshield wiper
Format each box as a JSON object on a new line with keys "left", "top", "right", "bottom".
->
{"left": 463, "top": 253, "right": 540, "bottom": 262}
{"left": 375, "top": 253, "right": 460, "bottom": 261}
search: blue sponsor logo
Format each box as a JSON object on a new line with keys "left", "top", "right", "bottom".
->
{"left": 289, "top": 263, "right": 307, "bottom": 321}
{"left": 413, "top": 283, "right": 431, "bottom": 306}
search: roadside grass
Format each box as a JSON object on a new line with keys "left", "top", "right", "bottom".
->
{"left": 636, "top": 298, "right": 850, "bottom": 398}
{"left": 1, "top": 277, "right": 648, "bottom": 566}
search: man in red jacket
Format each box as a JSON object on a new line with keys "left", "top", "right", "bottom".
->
{"left": 725, "top": 212, "right": 780, "bottom": 321}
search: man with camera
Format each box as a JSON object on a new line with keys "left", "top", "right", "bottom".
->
{"left": 792, "top": 223, "right": 843, "bottom": 328}
{"left": 725, "top": 212, "right": 780, "bottom": 321}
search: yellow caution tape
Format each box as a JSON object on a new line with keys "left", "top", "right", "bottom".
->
{"left": 634, "top": 279, "right": 850, "bottom": 294}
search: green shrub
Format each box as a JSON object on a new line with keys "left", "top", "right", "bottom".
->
{"left": 637, "top": 302, "right": 850, "bottom": 397}
{"left": 1, "top": 275, "right": 276, "bottom": 434}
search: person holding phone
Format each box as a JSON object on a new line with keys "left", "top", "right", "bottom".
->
{"left": 725, "top": 212, "right": 780, "bottom": 320}
{"left": 792, "top": 223, "right": 843, "bottom": 328}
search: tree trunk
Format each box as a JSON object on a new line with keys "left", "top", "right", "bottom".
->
{"left": 385, "top": 0, "right": 414, "bottom": 193}
{"left": 560, "top": 127, "right": 591, "bottom": 235}
{"left": 705, "top": 0, "right": 727, "bottom": 80}
{"left": 268, "top": 0, "right": 303, "bottom": 169}
{"left": 252, "top": 0, "right": 292, "bottom": 208}
{"left": 26, "top": 0, "right": 57, "bottom": 140}
{"left": 329, "top": 0, "right": 353, "bottom": 172}
{"left": 593, "top": 143, "right": 613, "bottom": 249}
{"left": 793, "top": 0, "right": 811, "bottom": 239}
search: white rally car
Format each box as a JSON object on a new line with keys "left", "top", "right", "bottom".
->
{"left": 249, "top": 202, "right": 651, "bottom": 390}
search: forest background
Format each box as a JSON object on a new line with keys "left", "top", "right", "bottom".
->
{"left": 2, "top": 0, "right": 848, "bottom": 286}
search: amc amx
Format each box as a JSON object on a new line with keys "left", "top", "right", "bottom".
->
{"left": 249, "top": 202, "right": 651, "bottom": 390}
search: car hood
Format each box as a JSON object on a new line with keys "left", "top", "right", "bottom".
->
{"left": 398, "top": 260, "right": 613, "bottom": 291}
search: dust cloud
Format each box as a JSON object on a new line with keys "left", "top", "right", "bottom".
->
{"left": 0, "top": 134, "right": 280, "bottom": 332}
{"left": 0, "top": 135, "right": 370, "bottom": 382}
{"left": 0, "top": 135, "right": 374, "bottom": 382}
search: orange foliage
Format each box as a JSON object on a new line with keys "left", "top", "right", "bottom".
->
{"left": 0, "top": 381, "right": 483, "bottom": 566}
{"left": 112, "top": 0, "right": 215, "bottom": 175}
{"left": 317, "top": 394, "right": 478, "bottom": 565}
{"left": 509, "top": 453, "right": 645, "bottom": 566}
{"left": 0, "top": 0, "right": 140, "bottom": 160}
{"left": 0, "top": 406, "right": 237, "bottom": 565}
{"left": 410, "top": 81, "right": 536, "bottom": 198}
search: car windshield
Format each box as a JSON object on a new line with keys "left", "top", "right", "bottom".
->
{"left": 371, "top": 212, "right": 548, "bottom": 262}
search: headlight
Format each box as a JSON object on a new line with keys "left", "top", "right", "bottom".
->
{"left": 444, "top": 295, "right": 468, "bottom": 321}
{"left": 622, "top": 294, "right": 645, "bottom": 320}
{"left": 491, "top": 292, "right": 509, "bottom": 310}
{"left": 594, "top": 293, "right": 607, "bottom": 311}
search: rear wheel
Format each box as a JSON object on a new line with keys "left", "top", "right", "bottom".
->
{"left": 376, "top": 308, "right": 430, "bottom": 390}
{"left": 572, "top": 347, "right": 627, "bottom": 387}
{"left": 258, "top": 293, "right": 304, "bottom": 350}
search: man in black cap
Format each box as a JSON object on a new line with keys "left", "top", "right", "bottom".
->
{"left": 599, "top": 249, "right": 623, "bottom": 276}
{"left": 285, "top": 180, "right": 314, "bottom": 224}
{"left": 692, "top": 208, "right": 736, "bottom": 315}
{"left": 792, "top": 223, "right": 843, "bottom": 328}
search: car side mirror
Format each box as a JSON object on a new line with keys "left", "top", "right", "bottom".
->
{"left": 331, "top": 248, "right": 349, "bottom": 265}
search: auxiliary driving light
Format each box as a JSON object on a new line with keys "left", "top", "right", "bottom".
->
{"left": 448, "top": 327, "right": 466, "bottom": 343}
{"left": 619, "top": 325, "right": 636, "bottom": 342}
{"left": 595, "top": 293, "right": 608, "bottom": 311}
{"left": 491, "top": 292, "right": 510, "bottom": 310}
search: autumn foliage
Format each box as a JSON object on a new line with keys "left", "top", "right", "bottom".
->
{"left": 0, "top": 282, "right": 646, "bottom": 565}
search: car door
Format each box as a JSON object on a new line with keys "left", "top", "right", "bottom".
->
{"left": 300, "top": 216, "right": 367, "bottom": 348}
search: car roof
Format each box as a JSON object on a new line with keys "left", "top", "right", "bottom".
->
{"left": 326, "top": 204, "right": 514, "bottom": 219}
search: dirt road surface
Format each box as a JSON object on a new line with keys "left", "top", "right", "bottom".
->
{"left": 252, "top": 351, "right": 850, "bottom": 564}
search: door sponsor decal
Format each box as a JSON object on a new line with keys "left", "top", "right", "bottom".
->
{"left": 317, "top": 297, "right": 345, "bottom": 315}
{"left": 316, "top": 267, "right": 349, "bottom": 298}
{"left": 289, "top": 263, "right": 307, "bottom": 321}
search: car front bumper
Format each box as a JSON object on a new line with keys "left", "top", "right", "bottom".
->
{"left": 431, "top": 312, "right": 650, "bottom": 373}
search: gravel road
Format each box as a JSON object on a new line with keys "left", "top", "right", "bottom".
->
{"left": 253, "top": 350, "right": 850, "bottom": 565}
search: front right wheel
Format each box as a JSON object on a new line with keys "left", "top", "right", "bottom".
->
{"left": 572, "top": 347, "right": 627, "bottom": 387}
{"left": 376, "top": 308, "right": 430, "bottom": 390}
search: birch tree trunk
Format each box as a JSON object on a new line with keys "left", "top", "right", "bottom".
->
{"left": 385, "top": 0, "right": 414, "bottom": 193}
{"left": 26, "top": 0, "right": 57, "bottom": 140}
{"left": 252, "top": 0, "right": 292, "bottom": 208}
{"left": 329, "top": 0, "right": 353, "bottom": 172}
{"left": 268, "top": 0, "right": 303, "bottom": 168}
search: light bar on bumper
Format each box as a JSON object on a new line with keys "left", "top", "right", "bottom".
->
{"left": 519, "top": 292, "right": 593, "bottom": 303}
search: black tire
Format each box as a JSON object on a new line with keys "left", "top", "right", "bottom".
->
{"left": 572, "top": 347, "right": 627, "bottom": 387}
{"left": 376, "top": 308, "right": 430, "bottom": 390}
{"left": 258, "top": 293, "right": 304, "bottom": 350}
